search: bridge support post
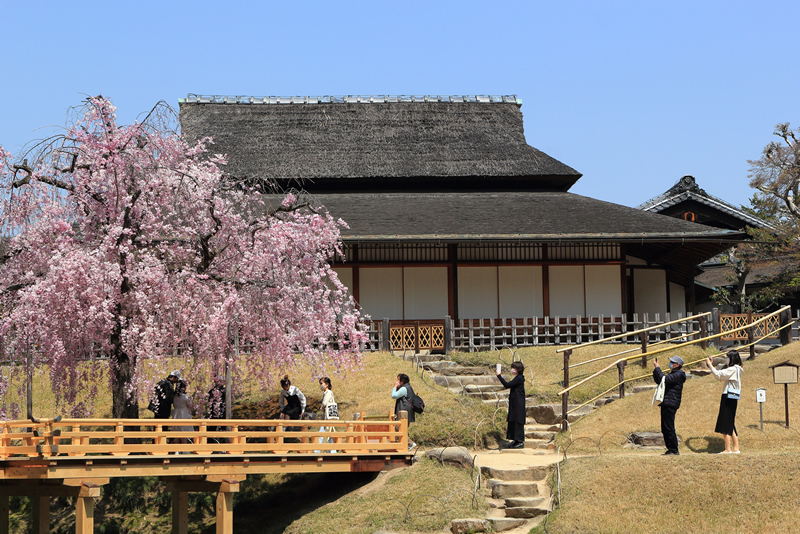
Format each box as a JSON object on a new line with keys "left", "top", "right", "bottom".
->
{"left": 215, "top": 479, "right": 239, "bottom": 534}
{"left": 32, "top": 495, "right": 49, "bottom": 534}
{"left": 172, "top": 491, "right": 189, "bottom": 534}
{"left": 75, "top": 483, "right": 100, "bottom": 534}
{"left": 0, "top": 494, "right": 8, "bottom": 534}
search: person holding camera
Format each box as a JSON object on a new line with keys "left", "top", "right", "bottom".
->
{"left": 706, "top": 350, "right": 743, "bottom": 454}
{"left": 653, "top": 355, "right": 686, "bottom": 455}
{"left": 496, "top": 361, "right": 526, "bottom": 449}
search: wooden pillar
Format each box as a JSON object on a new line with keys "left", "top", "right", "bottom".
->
{"left": 699, "top": 316, "right": 707, "bottom": 350}
{"left": 711, "top": 308, "right": 720, "bottom": 348}
{"left": 32, "top": 495, "right": 50, "bottom": 534}
{"left": 562, "top": 350, "right": 571, "bottom": 432}
{"left": 780, "top": 308, "right": 792, "bottom": 345}
{"left": 382, "top": 318, "right": 391, "bottom": 352}
{"left": 617, "top": 360, "right": 626, "bottom": 398}
{"left": 215, "top": 480, "right": 239, "bottom": 534}
{"left": 172, "top": 491, "right": 189, "bottom": 534}
{"left": 75, "top": 483, "right": 100, "bottom": 534}
{"left": 0, "top": 494, "right": 8, "bottom": 534}
{"left": 640, "top": 325, "right": 648, "bottom": 368}
{"left": 444, "top": 315, "right": 452, "bottom": 354}
{"left": 747, "top": 309, "right": 756, "bottom": 360}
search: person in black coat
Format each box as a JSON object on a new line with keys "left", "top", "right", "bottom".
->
{"left": 152, "top": 370, "right": 181, "bottom": 419}
{"left": 653, "top": 355, "right": 686, "bottom": 455}
{"left": 496, "top": 361, "right": 526, "bottom": 449}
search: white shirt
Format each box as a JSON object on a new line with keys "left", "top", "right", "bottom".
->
{"left": 709, "top": 364, "right": 742, "bottom": 394}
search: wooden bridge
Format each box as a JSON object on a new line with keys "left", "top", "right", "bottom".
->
{"left": 0, "top": 415, "right": 412, "bottom": 533}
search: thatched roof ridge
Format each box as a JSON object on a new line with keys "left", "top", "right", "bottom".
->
{"left": 179, "top": 97, "right": 581, "bottom": 190}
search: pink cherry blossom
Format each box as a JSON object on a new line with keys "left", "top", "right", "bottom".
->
{"left": 0, "top": 97, "right": 367, "bottom": 418}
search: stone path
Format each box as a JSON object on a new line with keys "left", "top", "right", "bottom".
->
{"left": 475, "top": 449, "right": 563, "bottom": 532}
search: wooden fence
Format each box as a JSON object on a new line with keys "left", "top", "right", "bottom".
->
{"left": 0, "top": 415, "right": 408, "bottom": 459}
{"left": 363, "top": 309, "right": 798, "bottom": 353}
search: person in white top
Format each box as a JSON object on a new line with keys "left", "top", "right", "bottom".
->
{"left": 171, "top": 380, "right": 195, "bottom": 448}
{"left": 318, "top": 377, "right": 337, "bottom": 452}
{"left": 706, "top": 350, "right": 743, "bottom": 454}
{"left": 278, "top": 376, "right": 306, "bottom": 420}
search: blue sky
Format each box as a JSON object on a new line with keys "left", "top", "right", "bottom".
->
{"left": 1, "top": 1, "right": 797, "bottom": 209}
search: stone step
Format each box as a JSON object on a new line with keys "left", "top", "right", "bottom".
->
{"left": 505, "top": 497, "right": 548, "bottom": 509}
{"left": 440, "top": 366, "right": 493, "bottom": 376}
{"left": 524, "top": 428, "right": 556, "bottom": 441}
{"left": 422, "top": 360, "right": 458, "bottom": 372}
{"left": 489, "top": 480, "right": 540, "bottom": 499}
{"left": 393, "top": 350, "right": 430, "bottom": 359}
{"left": 464, "top": 383, "right": 506, "bottom": 393}
{"left": 466, "top": 392, "right": 510, "bottom": 402}
{"left": 632, "top": 384, "right": 657, "bottom": 394}
{"left": 527, "top": 404, "right": 593, "bottom": 425}
{"left": 487, "top": 517, "right": 527, "bottom": 532}
{"left": 505, "top": 505, "right": 549, "bottom": 519}
{"left": 525, "top": 422, "right": 560, "bottom": 432}
{"left": 465, "top": 389, "right": 510, "bottom": 401}
{"left": 481, "top": 465, "right": 550, "bottom": 482}
{"left": 434, "top": 375, "right": 500, "bottom": 387}
{"left": 483, "top": 398, "right": 509, "bottom": 407}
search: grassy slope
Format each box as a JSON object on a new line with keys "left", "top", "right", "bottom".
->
{"left": 538, "top": 342, "right": 800, "bottom": 534}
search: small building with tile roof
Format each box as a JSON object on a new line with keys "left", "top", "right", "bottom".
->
{"left": 179, "top": 95, "right": 748, "bottom": 342}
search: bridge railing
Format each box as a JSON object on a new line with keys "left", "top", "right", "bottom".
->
{"left": 0, "top": 416, "right": 408, "bottom": 459}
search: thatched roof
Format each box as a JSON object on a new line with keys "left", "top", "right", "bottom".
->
{"left": 179, "top": 95, "right": 581, "bottom": 191}
{"left": 637, "top": 175, "right": 772, "bottom": 231}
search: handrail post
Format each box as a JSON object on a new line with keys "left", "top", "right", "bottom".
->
{"left": 780, "top": 308, "right": 792, "bottom": 345}
{"left": 747, "top": 309, "right": 755, "bottom": 360}
{"left": 562, "top": 349, "right": 571, "bottom": 432}
{"left": 640, "top": 327, "right": 648, "bottom": 368}
{"left": 699, "top": 316, "right": 707, "bottom": 350}
{"left": 711, "top": 308, "right": 720, "bottom": 348}
{"left": 617, "top": 360, "right": 626, "bottom": 398}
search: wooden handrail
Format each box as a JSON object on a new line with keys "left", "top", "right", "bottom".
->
{"left": 0, "top": 417, "right": 408, "bottom": 459}
{"left": 564, "top": 318, "right": 794, "bottom": 415}
{"left": 558, "top": 305, "right": 791, "bottom": 396}
{"left": 556, "top": 311, "right": 710, "bottom": 353}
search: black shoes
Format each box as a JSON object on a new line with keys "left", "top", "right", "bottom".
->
{"left": 663, "top": 450, "right": 680, "bottom": 455}
{"left": 510, "top": 441, "right": 524, "bottom": 449}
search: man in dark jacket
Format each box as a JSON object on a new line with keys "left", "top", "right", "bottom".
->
{"left": 653, "top": 355, "right": 686, "bottom": 455}
{"left": 152, "top": 370, "right": 181, "bottom": 419}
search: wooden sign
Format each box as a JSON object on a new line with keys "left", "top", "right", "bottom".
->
{"left": 771, "top": 361, "right": 799, "bottom": 384}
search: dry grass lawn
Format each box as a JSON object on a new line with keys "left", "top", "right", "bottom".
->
{"left": 536, "top": 342, "right": 800, "bottom": 534}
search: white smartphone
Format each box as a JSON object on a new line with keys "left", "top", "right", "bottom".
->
{"left": 496, "top": 363, "right": 502, "bottom": 374}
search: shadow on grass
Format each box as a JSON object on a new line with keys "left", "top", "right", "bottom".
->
{"left": 685, "top": 436, "right": 725, "bottom": 453}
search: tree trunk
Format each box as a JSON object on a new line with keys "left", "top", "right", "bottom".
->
{"left": 111, "top": 350, "right": 139, "bottom": 419}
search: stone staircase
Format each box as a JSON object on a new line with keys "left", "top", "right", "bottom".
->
{"left": 403, "top": 352, "right": 578, "bottom": 451}
{"left": 481, "top": 464, "right": 553, "bottom": 532}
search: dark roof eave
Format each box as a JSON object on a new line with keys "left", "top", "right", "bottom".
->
{"left": 342, "top": 231, "right": 748, "bottom": 243}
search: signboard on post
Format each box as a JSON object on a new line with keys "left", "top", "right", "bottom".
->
{"left": 770, "top": 361, "right": 800, "bottom": 427}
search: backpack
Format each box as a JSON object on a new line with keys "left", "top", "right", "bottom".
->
{"left": 409, "top": 393, "right": 425, "bottom": 414}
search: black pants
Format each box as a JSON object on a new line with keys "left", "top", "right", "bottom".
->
{"left": 660, "top": 404, "right": 679, "bottom": 453}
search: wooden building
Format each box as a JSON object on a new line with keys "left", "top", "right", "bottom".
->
{"left": 180, "top": 95, "right": 747, "bottom": 346}
{"left": 638, "top": 174, "right": 795, "bottom": 313}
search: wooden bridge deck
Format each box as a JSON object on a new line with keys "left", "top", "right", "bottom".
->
{"left": 0, "top": 416, "right": 413, "bottom": 533}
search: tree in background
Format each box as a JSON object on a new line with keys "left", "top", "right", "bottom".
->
{"left": 0, "top": 97, "right": 366, "bottom": 418}
{"left": 715, "top": 122, "right": 800, "bottom": 311}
